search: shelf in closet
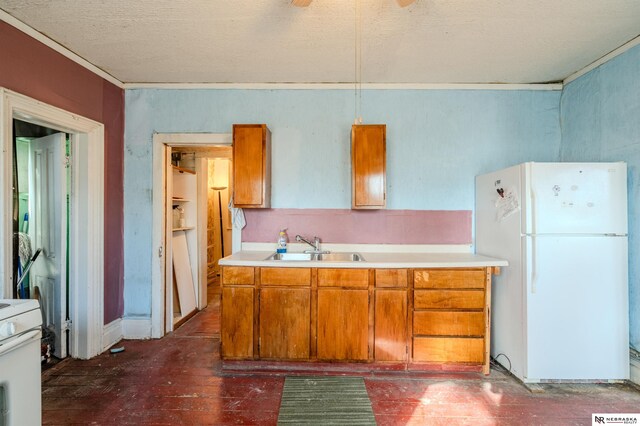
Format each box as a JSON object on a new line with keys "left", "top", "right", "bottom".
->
{"left": 173, "top": 227, "right": 195, "bottom": 232}
{"left": 172, "top": 165, "right": 196, "bottom": 175}
{"left": 172, "top": 197, "right": 192, "bottom": 203}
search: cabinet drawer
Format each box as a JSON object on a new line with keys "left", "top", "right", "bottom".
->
{"left": 260, "top": 267, "right": 311, "bottom": 286}
{"left": 414, "top": 290, "right": 484, "bottom": 310}
{"left": 413, "top": 337, "right": 483, "bottom": 363}
{"left": 414, "top": 269, "right": 485, "bottom": 289}
{"left": 375, "top": 269, "right": 407, "bottom": 288}
{"left": 413, "top": 311, "right": 484, "bottom": 336}
{"left": 318, "top": 269, "right": 369, "bottom": 288}
{"left": 222, "top": 267, "right": 255, "bottom": 285}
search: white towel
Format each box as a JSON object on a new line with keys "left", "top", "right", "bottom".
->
{"left": 228, "top": 196, "right": 246, "bottom": 230}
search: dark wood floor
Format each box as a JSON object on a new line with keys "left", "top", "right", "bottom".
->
{"left": 41, "top": 285, "right": 640, "bottom": 425}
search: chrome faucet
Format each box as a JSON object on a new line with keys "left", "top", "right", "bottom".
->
{"left": 295, "top": 235, "right": 328, "bottom": 254}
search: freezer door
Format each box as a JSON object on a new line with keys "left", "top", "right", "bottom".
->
{"left": 476, "top": 164, "right": 523, "bottom": 256}
{"left": 525, "top": 162, "right": 627, "bottom": 235}
{"left": 524, "top": 235, "right": 629, "bottom": 381}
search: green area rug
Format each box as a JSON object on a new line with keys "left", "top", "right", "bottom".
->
{"left": 277, "top": 376, "right": 377, "bottom": 425}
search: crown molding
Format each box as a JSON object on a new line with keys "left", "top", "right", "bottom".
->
{"left": 564, "top": 34, "right": 640, "bottom": 85}
{"left": 124, "top": 82, "right": 562, "bottom": 91}
{"left": 0, "top": 9, "right": 124, "bottom": 88}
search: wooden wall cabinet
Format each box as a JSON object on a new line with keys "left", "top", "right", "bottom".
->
{"left": 351, "top": 124, "right": 386, "bottom": 209}
{"left": 232, "top": 124, "right": 271, "bottom": 208}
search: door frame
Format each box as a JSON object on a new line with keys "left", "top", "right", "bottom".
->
{"left": 0, "top": 88, "right": 105, "bottom": 359}
{"left": 151, "top": 132, "right": 240, "bottom": 338}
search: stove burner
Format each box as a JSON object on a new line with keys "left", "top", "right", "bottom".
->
{"left": 0, "top": 303, "right": 10, "bottom": 309}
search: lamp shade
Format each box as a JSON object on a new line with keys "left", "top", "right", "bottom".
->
{"left": 210, "top": 158, "right": 229, "bottom": 190}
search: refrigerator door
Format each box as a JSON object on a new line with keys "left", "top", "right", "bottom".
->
{"left": 524, "top": 162, "right": 627, "bottom": 235}
{"left": 524, "top": 235, "right": 629, "bottom": 381}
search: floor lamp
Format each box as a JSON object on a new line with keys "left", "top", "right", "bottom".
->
{"left": 211, "top": 186, "right": 227, "bottom": 258}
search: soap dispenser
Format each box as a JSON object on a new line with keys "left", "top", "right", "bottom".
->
{"left": 277, "top": 229, "right": 288, "bottom": 253}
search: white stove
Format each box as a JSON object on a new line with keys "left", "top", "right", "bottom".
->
{"left": 0, "top": 299, "right": 42, "bottom": 426}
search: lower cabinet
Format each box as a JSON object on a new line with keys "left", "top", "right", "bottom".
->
{"left": 221, "top": 287, "right": 254, "bottom": 359}
{"left": 259, "top": 287, "right": 310, "bottom": 359}
{"left": 374, "top": 289, "right": 407, "bottom": 361}
{"left": 220, "top": 266, "right": 494, "bottom": 372}
{"left": 412, "top": 268, "right": 487, "bottom": 366}
{"left": 317, "top": 289, "right": 369, "bottom": 361}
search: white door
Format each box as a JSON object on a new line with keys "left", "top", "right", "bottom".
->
{"left": 526, "top": 162, "right": 627, "bottom": 235}
{"left": 524, "top": 235, "right": 629, "bottom": 381}
{"left": 28, "top": 133, "right": 68, "bottom": 358}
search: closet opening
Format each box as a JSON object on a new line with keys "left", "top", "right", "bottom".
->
{"left": 165, "top": 145, "right": 233, "bottom": 332}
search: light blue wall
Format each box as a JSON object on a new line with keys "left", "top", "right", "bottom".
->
{"left": 560, "top": 44, "right": 640, "bottom": 350}
{"left": 124, "top": 89, "right": 561, "bottom": 317}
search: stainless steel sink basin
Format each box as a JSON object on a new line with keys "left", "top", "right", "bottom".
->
{"left": 267, "top": 252, "right": 313, "bottom": 261}
{"left": 315, "top": 252, "right": 365, "bottom": 262}
{"left": 265, "top": 252, "right": 365, "bottom": 262}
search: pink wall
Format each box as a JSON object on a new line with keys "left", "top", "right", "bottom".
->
{"left": 243, "top": 209, "right": 472, "bottom": 245}
{"left": 0, "top": 21, "right": 124, "bottom": 323}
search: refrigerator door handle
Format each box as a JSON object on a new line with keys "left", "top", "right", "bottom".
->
{"left": 531, "top": 237, "right": 537, "bottom": 294}
{"left": 530, "top": 187, "right": 536, "bottom": 235}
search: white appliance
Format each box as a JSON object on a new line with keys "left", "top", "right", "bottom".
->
{"left": 0, "top": 299, "right": 42, "bottom": 426}
{"left": 476, "top": 162, "right": 629, "bottom": 383}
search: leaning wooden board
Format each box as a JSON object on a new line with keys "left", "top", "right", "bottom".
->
{"left": 172, "top": 231, "right": 197, "bottom": 316}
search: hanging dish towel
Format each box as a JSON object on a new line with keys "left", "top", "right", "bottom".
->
{"left": 228, "top": 196, "right": 246, "bottom": 230}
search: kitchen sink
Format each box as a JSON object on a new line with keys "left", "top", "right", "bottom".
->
{"left": 265, "top": 252, "right": 365, "bottom": 262}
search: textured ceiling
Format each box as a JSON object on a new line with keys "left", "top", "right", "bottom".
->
{"left": 1, "top": 0, "right": 640, "bottom": 84}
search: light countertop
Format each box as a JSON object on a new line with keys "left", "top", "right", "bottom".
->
{"left": 219, "top": 250, "right": 508, "bottom": 269}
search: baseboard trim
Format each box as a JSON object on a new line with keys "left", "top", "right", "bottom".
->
{"left": 631, "top": 356, "right": 640, "bottom": 386}
{"left": 122, "top": 318, "right": 152, "bottom": 339}
{"left": 102, "top": 318, "right": 123, "bottom": 351}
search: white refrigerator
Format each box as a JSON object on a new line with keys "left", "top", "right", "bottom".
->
{"left": 476, "top": 162, "right": 629, "bottom": 383}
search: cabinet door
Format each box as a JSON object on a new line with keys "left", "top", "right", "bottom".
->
{"left": 221, "top": 287, "right": 254, "bottom": 358}
{"left": 375, "top": 289, "right": 407, "bottom": 361}
{"left": 259, "top": 288, "right": 310, "bottom": 359}
{"left": 317, "top": 289, "right": 369, "bottom": 361}
{"left": 233, "top": 124, "right": 271, "bottom": 208}
{"left": 351, "top": 124, "right": 386, "bottom": 209}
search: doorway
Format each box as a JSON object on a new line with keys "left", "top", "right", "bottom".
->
{"left": 13, "top": 120, "right": 70, "bottom": 361}
{"left": 1, "top": 88, "right": 105, "bottom": 359}
{"left": 151, "top": 133, "right": 240, "bottom": 338}
{"left": 171, "top": 148, "right": 233, "bottom": 282}
{"left": 164, "top": 145, "right": 233, "bottom": 332}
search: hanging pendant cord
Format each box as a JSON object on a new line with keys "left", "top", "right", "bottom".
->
{"left": 353, "top": 0, "right": 360, "bottom": 124}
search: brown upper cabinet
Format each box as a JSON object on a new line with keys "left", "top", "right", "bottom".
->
{"left": 232, "top": 124, "right": 271, "bottom": 208}
{"left": 351, "top": 124, "right": 386, "bottom": 209}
